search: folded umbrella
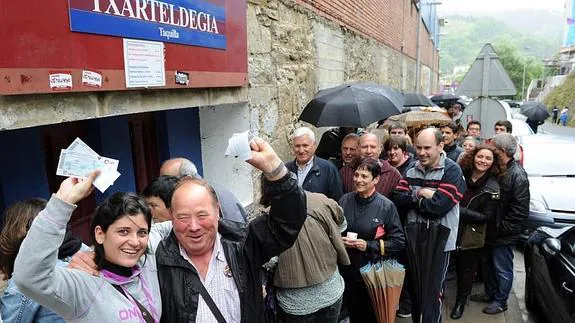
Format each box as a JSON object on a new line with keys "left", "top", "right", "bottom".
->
{"left": 521, "top": 101, "right": 550, "bottom": 122}
{"left": 360, "top": 259, "right": 405, "bottom": 323}
{"left": 298, "top": 82, "right": 404, "bottom": 127}
{"left": 404, "top": 220, "right": 450, "bottom": 323}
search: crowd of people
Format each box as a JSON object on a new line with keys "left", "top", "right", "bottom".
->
{"left": 0, "top": 106, "right": 530, "bottom": 322}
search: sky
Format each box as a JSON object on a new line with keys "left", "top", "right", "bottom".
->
{"left": 438, "top": 0, "right": 566, "bottom": 14}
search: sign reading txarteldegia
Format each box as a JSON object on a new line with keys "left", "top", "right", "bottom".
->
{"left": 68, "top": 0, "right": 227, "bottom": 50}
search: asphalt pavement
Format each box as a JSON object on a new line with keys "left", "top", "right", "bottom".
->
{"left": 540, "top": 122, "right": 575, "bottom": 137}
{"left": 395, "top": 265, "right": 524, "bottom": 323}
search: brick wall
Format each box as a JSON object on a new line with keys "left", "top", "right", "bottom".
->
{"left": 295, "top": 0, "right": 438, "bottom": 70}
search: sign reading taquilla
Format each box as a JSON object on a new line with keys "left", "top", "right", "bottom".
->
{"left": 68, "top": 0, "right": 226, "bottom": 49}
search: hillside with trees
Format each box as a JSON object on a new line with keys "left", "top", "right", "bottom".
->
{"left": 440, "top": 11, "right": 562, "bottom": 75}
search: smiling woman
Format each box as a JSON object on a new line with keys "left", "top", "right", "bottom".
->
{"left": 11, "top": 173, "right": 165, "bottom": 323}
{"left": 338, "top": 158, "right": 406, "bottom": 323}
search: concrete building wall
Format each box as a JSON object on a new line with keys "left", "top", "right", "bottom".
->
{"left": 199, "top": 103, "right": 254, "bottom": 206}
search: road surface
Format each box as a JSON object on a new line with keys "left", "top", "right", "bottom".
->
{"left": 540, "top": 122, "right": 575, "bottom": 137}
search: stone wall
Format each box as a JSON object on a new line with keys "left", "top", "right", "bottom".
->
{"left": 247, "top": 0, "right": 439, "bottom": 167}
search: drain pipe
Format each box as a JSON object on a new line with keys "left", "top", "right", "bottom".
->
{"left": 415, "top": 6, "right": 421, "bottom": 93}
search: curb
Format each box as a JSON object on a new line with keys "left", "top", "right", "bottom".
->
{"left": 506, "top": 285, "right": 525, "bottom": 322}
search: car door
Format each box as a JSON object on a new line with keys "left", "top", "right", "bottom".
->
{"left": 547, "top": 229, "right": 575, "bottom": 322}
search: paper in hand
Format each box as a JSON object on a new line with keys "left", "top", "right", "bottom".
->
{"left": 225, "top": 130, "right": 252, "bottom": 161}
{"left": 56, "top": 138, "right": 122, "bottom": 193}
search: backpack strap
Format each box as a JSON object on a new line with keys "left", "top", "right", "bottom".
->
{"left": 113, "top": 285, "right": 155, "bottom": 323}
{"left": 189, "top": 274, "right": 227, "bottom": 323}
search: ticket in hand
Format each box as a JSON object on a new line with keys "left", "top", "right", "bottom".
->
{"left": 56, "top": 138, "right": 122, "bottom": 193}
{"left": 225, "top": 130, "right": 252, "bottom": 161}
{"left": 56, "top": 150, "right": 118, "bottom": 178}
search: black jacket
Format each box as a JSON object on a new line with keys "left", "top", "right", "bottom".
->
{"left": 155, "top": 172, "right": 306, "bottom": 323}
{"left": 339, "top": 192, "right": 405, "bottom": 269}
{"left": 286, "top": 157, "right": 343, "bottom": 201}
{"left": 395, "top": 154, "right": 417, "bottom": 178}
{"left": 458, "top": 176, "right": 500, "bottom": 249}
{"left": 444, "top": 143, "right": 464, "bottom": 162}
{"left": 486, "top": 160, "right": 530, "bottom": 245}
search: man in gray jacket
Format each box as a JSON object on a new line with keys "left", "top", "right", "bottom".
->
{"left": 393, "top": 128, "right": 466, "bottom": 321}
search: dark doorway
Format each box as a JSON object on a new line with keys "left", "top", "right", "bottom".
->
{"left": 128, "top": 113, "right": 160, "bottom": 193}
{"left": 42, "top": 121, "right": 96, "bottom": 243}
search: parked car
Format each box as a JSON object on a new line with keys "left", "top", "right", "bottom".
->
{"left": 524, "top": 225, "right": 575, "bottom": 322}
{"left": 520, "top": 135, "right": 575, "bottom": 240}
{"left": 510, "top": 118, "right": 533, "bottom": 136}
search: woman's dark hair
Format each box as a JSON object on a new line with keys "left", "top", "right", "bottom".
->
{"left": 355, "top": 158, "right": 381, "bottom": 179}
{"left": 90, "top": 192, "right": 152, "bottom": 269}
{"left": 458, "top": 144, "right": 506, "bottom": 180}
{"left": 0, "top": 198, "right": 47, "bottom": 279}
{"left": 142, "top": 175, "right": 179, "bottom": 208}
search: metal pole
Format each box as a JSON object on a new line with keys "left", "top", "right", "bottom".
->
{"left": 415, "top": 5, "right": 421, "bottom": 93}
{"left": 521, "top": 62, "right": 527, "bottom": 101}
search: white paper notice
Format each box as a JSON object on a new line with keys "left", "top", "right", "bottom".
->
{"left": 225, "top": 130, "right": 252, "bottom": 161}
{"left": 123, "top": 39, "right": 165, "bottom": 88}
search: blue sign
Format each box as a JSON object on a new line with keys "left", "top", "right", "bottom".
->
{"left": 68, "top": 0, "right": 227, "bottom": 49}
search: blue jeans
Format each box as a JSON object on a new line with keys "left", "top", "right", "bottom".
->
{"left": 482, "top": 244, "right": 515, "bottom": 306}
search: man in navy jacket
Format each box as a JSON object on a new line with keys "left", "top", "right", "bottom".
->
{"left": 286, "top": 127, "right": 343, "bottom": 201}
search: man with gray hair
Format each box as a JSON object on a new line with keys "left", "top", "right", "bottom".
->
{"left": 473, "top": 133, "right": 529, "bottom": 315}
{"left": 286, "top": 127, "right": 343, "bottom": 201}
{"left": 160, "top": 158, "right": 247, "bottom": 223}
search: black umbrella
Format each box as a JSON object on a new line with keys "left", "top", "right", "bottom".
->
{"left": 430, "top": 94, "right": 460, "bottom": 108}
{"left": 430, "top": 94, "right": 459, "bottom": 102}
{"left": 404, "top": 220, "right": 450, "bottom": 323}
{"left": 521, "top": 101, "right": 550, "bottom": 121}
{"left": 298, "top": 82, "right": 404, "bottom": 127}
{"left": 403, "top": 93, "right": 435, "bottom": 107}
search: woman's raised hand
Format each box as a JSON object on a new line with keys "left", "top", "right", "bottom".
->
{"left": 55, "top": 171, "right": 100, "bottom": 205}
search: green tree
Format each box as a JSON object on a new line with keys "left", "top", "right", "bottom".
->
{"left": 492, "top": 42, "right": 543, "bottom": 100}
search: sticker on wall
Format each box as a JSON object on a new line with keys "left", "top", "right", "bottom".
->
{"left": 175, "top": 71, "right": 189, "bottom": 85}
{"left": 49, "top": 71, "right": 73, "bottom": 91}
{"left": 82, "top": 70, "right": 102, "bottom": 88}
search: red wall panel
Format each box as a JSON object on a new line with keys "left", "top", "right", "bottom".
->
{"left": 0, "top": 0, "right": 247, "bottom": 95}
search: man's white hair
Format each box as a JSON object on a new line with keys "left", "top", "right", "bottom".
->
{"left": 179, "top": 159, "right": 202, "bottom": 179}
{"left": 292, "top": 127, "right": 315, "bottom": 143}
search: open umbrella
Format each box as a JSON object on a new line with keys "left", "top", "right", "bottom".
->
{"left": 403, "top": 93, "right": 435, "bottom": 107}
{"left": 430, "top": 94, "right": 459, "bottom": 108}
{"left": 521, "top": 101, "right": 550, "bottom": 121}
{"left": 298, "top": 82, "right": 404, "bottom": 127}
{"left": 360, "top": 259, "right": 405, "bottom": 323}
{"left": 404, "top": 220, "right": 450, "bottom": 323}
{"left": 386, "top": 111, "right": 451, "bottom": 128}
